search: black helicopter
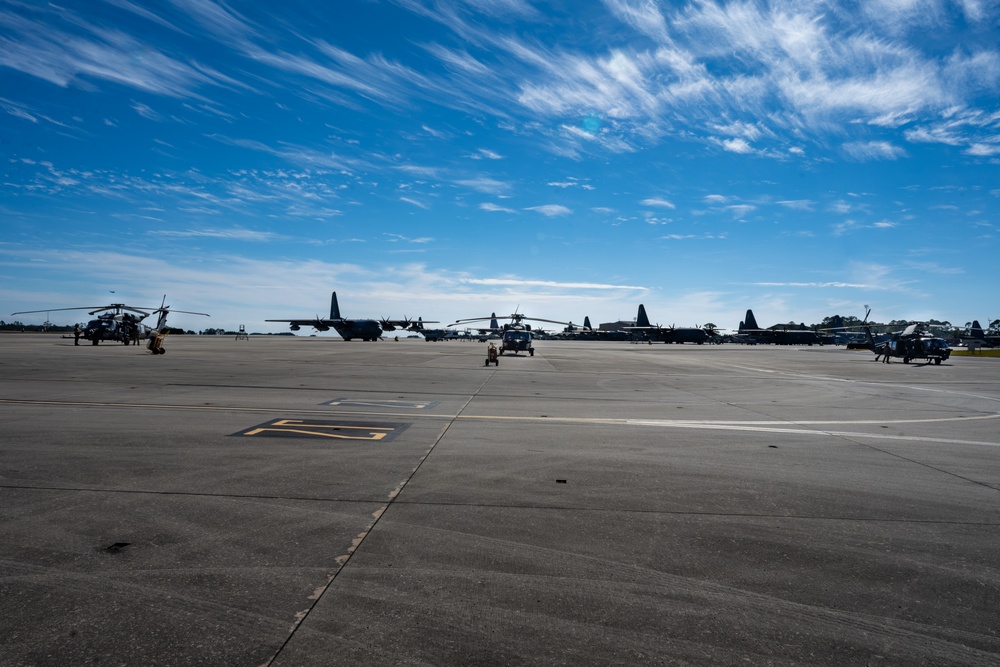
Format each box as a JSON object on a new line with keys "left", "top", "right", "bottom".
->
{"left": 448, "top": 309, "right": 580, "bottom": 356}
{"left": 11, "top": 298, "right": 208, "bottom": 351}
{"left": 867, "top": 323, "right": 951, "bottom": 364}
{"left": 853, "top": 308, "right": 951, "bottom": 365}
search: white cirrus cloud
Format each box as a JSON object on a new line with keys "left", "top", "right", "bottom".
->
{"left": 752, "top": 282, "right": 871, "bottom": 289}
{"left": 400, "top": 196, "right": 430, "bottom": 209}
{"left": 148, "top": 228, "right": 278, "bottom": 241}
{"left": 660, "top": 233, "right": 727, "bottom": 240}
{"left": 462, "top": 278, "right": 647, "bottom": 290}
{"left": 719, "top": 137, "right": 753, "bottom": 154}
{"left": 965, "top": 143, "right": 1000, "bottom": 156}
{"left": 470, "top": 148, "right": 504, "bottom": 160}
{"left": 843, "top": 141, "right": 906, "bottom": 161}
{"left": 480, "top": 202, "right": 516, "bottom": 213}
{"left": 776, "top": 199, "right": 814, "bottom": 210}
{"left": 525, "top": 204, "right": 572, "bottom": 216}
{"left": 455, "top": 177, "right": 511, "bottom": 194}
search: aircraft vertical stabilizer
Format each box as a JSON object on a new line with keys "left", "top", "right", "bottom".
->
{"left": 490, "top": 313, "right": 499, "bottom": 330}
{"left": 636, "top": 304, "right": 651, "bottom": 328}
{"left": 863, "top": 325, "right": 877, "bottom": 352}
{"left": 330, "top": 292, "right": 342, "bottom": 320}
{"left": 971, "top": 320, "right": 985, "bottom": 339}
{"left": 743, "top": 309, "right": 760, "bottom": 331}
{"left": 583, "top": 316, "right": 593, "bottom": 330}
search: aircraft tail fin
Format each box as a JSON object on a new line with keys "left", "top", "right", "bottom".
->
{"left": 490, "top": 313, "right": 499, "bottom": 330}
{"left": 971, "top": 320, "right": 985, "bottom": 339}
{"left": 330, "top": 292, "right": 342, "bottom": 320}
{"left": 743, "top": 309, "right": 759, "bottom": 331}
{"left": 155, "top": 309, "right": 169, "bottom": 332}
{"left": 636, "top": 304, "right": 651, "bottom": 328}
{"left": 584, "top": 316, "right": 593, "bottom": 331}
{"left": 153, "top": 295, "right": 169, "bottom": 333}
{"left": 864, "top": 326, "right": 878, "bottom": 353}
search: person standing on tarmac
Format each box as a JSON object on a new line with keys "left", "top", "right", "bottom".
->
{"left": 73, "top": 323, "right": 81, "bottom": 346}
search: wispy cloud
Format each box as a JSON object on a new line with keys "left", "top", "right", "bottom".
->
{"left": 470, "top": 148, "right": 503, "bottom": 160}
{"left": 525, "top": 204, "right": 572, "bottom": 216}
{"left": 462, "top": 278, "right": 648, "bottom": 290}
{"left": 548, "top": 179, "right": 595, "bottom": 190}
{"left": 752, "top": 281, "right": 871, "bottom": 289}
{"left": 0, "top": 5, "right": 230, "bottom": 97}
{"left": 777, "top": 200, "right": 814, "bottom": 210}
{"left": 716, "top": 137, "right": 753, "bottom": 154}
{"left": 454, "top": 177, "right": 511, "bottom": 194}
{"left": 842, "top": 141, "right": 906, "bottom": 161}
{"left": 660, "top": 233, "right": 727, "bottom": 240}
{"left": 384, "top": 233, "right": 433, "bottom": 244}
{"left": 966, "top": 143, "right": 1000, "bottom": 156}
{"left": 400, "top": 196, "right": 430, "bottom": 209}
{"left": 833, "top": 218, "right": 899, "bottom": 235}
{"left": 148, "top": 228, "right": 278, "bottom": 241}
{"left": 726, "top": 204, "right": 756, "bottom": 219}
{"left": 480, "top": 202, "right": 516, "bottom": 213}
{"left": 640, "top": 197, "right": 675, "bottom": 208}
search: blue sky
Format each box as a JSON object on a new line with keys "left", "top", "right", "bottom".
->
{"left": 2, "top": 0, "right": 998, "bottom": 333}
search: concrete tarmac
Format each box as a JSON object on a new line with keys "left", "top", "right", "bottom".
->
{"left": 2, "top": 333, "right": 999, "bottom": 666}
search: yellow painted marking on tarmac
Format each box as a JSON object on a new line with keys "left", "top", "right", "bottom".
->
{"left": 242, "top": 419, "right": 394, "bottom": 440}
{"left": 242, "top": 427, "right": 389, "bottom": 440}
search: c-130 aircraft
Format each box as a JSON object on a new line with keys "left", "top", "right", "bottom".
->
{"left": 266, "top": 292, "right": 436, "bottom": 341}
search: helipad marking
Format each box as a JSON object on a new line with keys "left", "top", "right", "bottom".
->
{"left": 323, "top": 398, "right": 439, "bottom": 409}
{"left": 233, "top": 418, "right": 409, "bottom": 441}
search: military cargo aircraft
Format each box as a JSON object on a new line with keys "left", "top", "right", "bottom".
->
{"left": 266, "top": 291, "right": 436, "bottom": 341}
{"left": 735, "top": 309, "right": 821, "bottom": 345}
{"left": 626, "top": 305, "right": 719, "bottom": 344}
{"left": 957, "top": 320, "right": 998, "bottom": 348}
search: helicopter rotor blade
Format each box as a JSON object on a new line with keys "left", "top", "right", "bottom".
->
{"left": 10, "top": 306, "right": 107, "bottom": 315}
{"left": 152, "top": 308, "right": 210, "bottom": 317}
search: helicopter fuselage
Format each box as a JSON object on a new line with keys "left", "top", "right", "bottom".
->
{"left": 500, "top": 329, "right": 534, "bottom": 356}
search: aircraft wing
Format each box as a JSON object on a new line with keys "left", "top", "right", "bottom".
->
{"left": 381, "top": 319, "right": 440, "bottom": 328}
{"left": 265, "top": 318, "right": 337, "bottom": 331}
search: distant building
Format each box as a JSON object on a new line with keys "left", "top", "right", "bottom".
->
{"left": 599, "top": 320, "right": 634, "bottom": 332}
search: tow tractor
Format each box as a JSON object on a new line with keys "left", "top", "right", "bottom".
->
{"left": 147, "top": 331, "right": 167, "bottom": 355}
